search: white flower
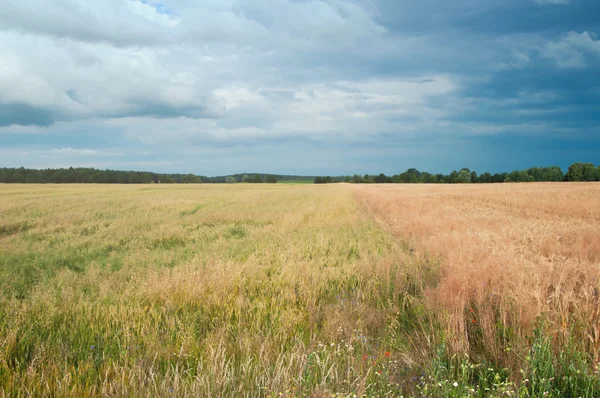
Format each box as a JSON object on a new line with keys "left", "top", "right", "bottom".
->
{"left": 453, "top": 382, "right": 459, "bottom": 387}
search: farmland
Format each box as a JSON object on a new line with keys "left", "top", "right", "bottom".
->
{"left": 1, "top": 183, "right": 600, "bottom": 396}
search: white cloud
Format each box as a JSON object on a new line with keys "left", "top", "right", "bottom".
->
{"left": 541, "top": 31, "right": 600, "bottom": 69}
{"left": 107, "top": 76, "right": 457, "bottom": 146}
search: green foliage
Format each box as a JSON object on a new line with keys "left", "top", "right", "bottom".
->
{"left": 314, "top": 176, "right": 334, "bottom": 184}
{"left": 0, "top": 163, "right": 595, "bottom": 186}
{"left": 264, "top": 174, "right": 278, "bottom": 183}
{"left": 456, "top": 169, "right": 472, "bottom": 184}
{"left": 565, "top": 163, "right": 584, "bottom": 181}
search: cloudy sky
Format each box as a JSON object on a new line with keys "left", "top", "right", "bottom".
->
{"left": 1, "top": 0, "right": 599, "bottom": 175}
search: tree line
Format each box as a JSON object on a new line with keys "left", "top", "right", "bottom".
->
{"left": 0, "top": 168, "right": 278, "bottom": 184}
{"left": 313, "top": 163, "right": 600, "bottom": 184}
{"left": 1, "top": 163, "right": 598, "bottom": 185}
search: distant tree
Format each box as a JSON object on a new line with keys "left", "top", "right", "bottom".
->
{"left": 492, "top": 173, "right": 505, "bottom": 183}
{"left": 265, "top": 175, "right": 278, "bottom": 183}
{"left": 565, "top": 163, "right": 585, "bottom": 182}
{"left": 181, "top": 174, "right": 201, "bottom": 183}
{"left": 545, "top": 166, "right": 564, "bottom": 182}
{"left": 25, "top": 173, "right": 38, "bottom": 183}
{"left": 374, "top": 173, "right": 387, "bottom": 183}
{"left": 241, "top": 174, "right": 263, "bottom": 183}
{"left": 226, "top": 176, "right": 236, "bottom": 184}
{"left": 506, "top": 170, "right": 534, "bottom": 183}
{"left": 470, "top": 171, "right": 478, "bottom": 183}
{"left": 11, "top": 172, "right": 24, "bottom": 183}
{"left": 582, "top": 163, "right": 600, "bottom": 181}
{"left": 456, "top": 169, "right": 472, "bottom": 183}
{"left": 448, "top": 170, "right": 459, "bottom": 184}
{"left": 423, "top": 174, "right": 437, "bottom": 184}
{"left": 479, "top": 172, "right": 492, "bottom": 183}
{"left": 314, "top": 177, "right": 323, "bottom": 184}
{"left": 324, "top": 176, "right": 332, "bottom": 183}
{"left": 351, "top": 174, "right": 362, "bottom": 183}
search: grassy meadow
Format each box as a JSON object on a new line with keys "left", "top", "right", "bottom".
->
{"left": 1, "top": 183, "right": 600, "bottom": 397}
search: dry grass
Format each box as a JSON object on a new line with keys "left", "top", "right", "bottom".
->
{"left": 355, "top": 183, "right": 600, "bottom": 370}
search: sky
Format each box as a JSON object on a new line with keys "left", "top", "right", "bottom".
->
{"left": 1, "top": 0, "right": 599, "bottom": 176}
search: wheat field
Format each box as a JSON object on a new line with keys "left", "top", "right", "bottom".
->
{"left": 1, "top": 183, "right": 599, "bottom": 397}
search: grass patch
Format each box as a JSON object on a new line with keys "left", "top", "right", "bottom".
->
{"left": 0, "top": 221, "right": 33, "bottom": 238}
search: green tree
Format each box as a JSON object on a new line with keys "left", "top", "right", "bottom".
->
{"left": 470, "top": 171, "right": 478, "bottom": 183}
{"left": 456, "top": 169, "right": 472, "bottom": 183}
{"left": 374, "top": 173, "right": 387, "bottom": 183}
{"left": 492, "top": 173, "right": 505, "bottom": 183}
{"left": 479, "top": 172, "right": 492, "bottom": 183}
{"left": 314, "top": 177, "right": 323, "bottom": 184}
{"left": 448, "top": 170, "right": 459, "bottom": 183}
{"left": 581, "top": 163, "right": 599, "bottom": 181}
{"left": 265, "top": 175, "right": 278, "bottom": 184}
{"left": 242, "top": 174, "right": 250, "bottom": 183}
{"left": 11, "top": 172, "right": 24, "bottom": 183}
{"left": 226, "top": 176, "right": 236, "bottom": 184}
{"left": 565, "top": 163, "right": 585, "bottom": 182}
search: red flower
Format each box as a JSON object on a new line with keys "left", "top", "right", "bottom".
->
{"left": 472, "top": 319, "right": 477, "bottom": 323}
{"left": 469, "top": 308, "right": 475, "bottom": 313}
{"left": 385, "top": 352, "right": 391, "bottom": 357}
{"left": 372, "top": 361, "right": 376, "bottom": 365}
{"left": 363, "top": 355, "right": 368, "bottom": 360}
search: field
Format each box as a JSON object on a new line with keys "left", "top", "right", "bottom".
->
{"left": 1, "top": 183, "right": 599, "bottom": 397}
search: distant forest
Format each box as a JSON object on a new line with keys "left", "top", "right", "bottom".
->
{"left": 316, "top": 163, "right": 600, "bottom": 184}
{"left": 0, "top": 163, "right": 598, "bottom": 184}
{"left": 0, "top": 168, "right": 287, "bottom": 184}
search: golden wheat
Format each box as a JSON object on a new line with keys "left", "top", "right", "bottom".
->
{"left": 355, "top": 183, "right": 600, "bottom": 368}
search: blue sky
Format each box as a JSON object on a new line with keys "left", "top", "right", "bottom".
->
{"left": 0, "top": 0, "right": 599, "bottom": 176}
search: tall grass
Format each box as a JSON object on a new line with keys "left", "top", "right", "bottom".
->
{"left": 356, "top": 183, "right": 600, "bottom": 396}
{"left": 1, "top": 183, "right": 599, "bottom": 396}
{"left": 0, "top": 184, "right": 416, "bottom": 396}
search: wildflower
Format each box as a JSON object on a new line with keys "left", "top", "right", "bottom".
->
{"left": 363, "top": 355, "right": 368, "bottom": 360}
{"left": 373, "top": 361, "right": 377, "bottom": 365}
{"left": 470, "top": 308, "right": 475, "bottom": 313}
{"left": 385, "top": 351, "right": 391, "bottom": 357}
{"left": 453, "top": 382, "right": 459, "bottom": 387}
{"left": 91, "top": 345, "right": 95, "bottom": 349}
{"left": 472, "top": 319, "right": 477, "bottom": 323}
